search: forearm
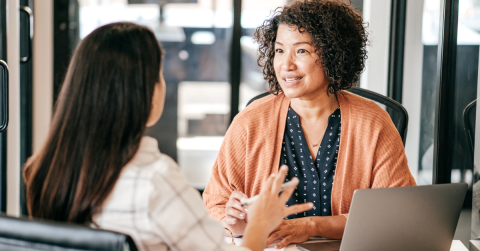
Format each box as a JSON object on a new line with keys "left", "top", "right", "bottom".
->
{"left": 307, "top": 215, "right": 347, "bottom": 239}
{"left": 241, "top": 222, "right": 269, "bottom": 251}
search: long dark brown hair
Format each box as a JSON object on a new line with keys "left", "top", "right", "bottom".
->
{"left": 24, "top": 22, "right": 163, "bottom": 224}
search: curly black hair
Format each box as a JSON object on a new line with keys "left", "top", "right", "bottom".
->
{"left": 253, "top": 0, "right": 368, "bottom": 94}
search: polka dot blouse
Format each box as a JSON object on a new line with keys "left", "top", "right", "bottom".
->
{"left": 280, "top": 106, "right": 341, "bottom": 219}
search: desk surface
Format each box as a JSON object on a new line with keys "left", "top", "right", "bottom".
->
{"left": 288, "top": 240, "right": 468, "bottom": 251}
{"left": 227, "top": 238, "right": 468, "bottom": 251}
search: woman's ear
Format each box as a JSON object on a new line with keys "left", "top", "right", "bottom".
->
{"left": 146, "top": 71, "right": 166, "bottom": 127}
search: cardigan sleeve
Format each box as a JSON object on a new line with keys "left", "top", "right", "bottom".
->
{"left": 338, "top": 113, "right": 416, "bottom": 220}
{"left": 203, "top": 117, "right": 248, "bottom": 221}
{"left": 370, "top": 116, "right": 417, "bottom": 189}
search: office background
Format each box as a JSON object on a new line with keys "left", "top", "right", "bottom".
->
{"left": 0, "top": 0, "right": 478, "bottom": 247}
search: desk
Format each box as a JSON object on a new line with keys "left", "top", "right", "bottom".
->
{"left": 226, "top": 238, "right": 468, "bottom": 250}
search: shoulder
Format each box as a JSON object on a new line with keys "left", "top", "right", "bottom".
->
{"left": 132, "top": 153, "right": 205, "bottom": 214}
{"left": 340, "top": 91, "right": 394, "bottom": 128}
{"left": 125, "top": 137, "right": 189, "bottom": 191}
{"left": 118, "top": 153, "right": 186, "bottom": 195}
{"left": 148, "top": 153, "right": 188, "bottom": 188}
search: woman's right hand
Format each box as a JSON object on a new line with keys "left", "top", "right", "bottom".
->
{"left": 241, "top": 166, "right": 313, "bottom": 251}
{"left": 223, "top": 191, "right": 249, "bottom": 236}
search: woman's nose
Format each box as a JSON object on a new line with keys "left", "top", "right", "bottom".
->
{"left": 281, "top": 54, "right": 296, "bottom": 71}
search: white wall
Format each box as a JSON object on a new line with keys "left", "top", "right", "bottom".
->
{"left": 402, "top": 0, "right": 425, "bottom": 182}
{"left": 6, "top": 0, "right": 20, "bottom": 216}
{"left": 360, "top": 0, "right": 391, "bottom": 96}
{"left": 33, "top": 0, "right": 53, "bottom": 154}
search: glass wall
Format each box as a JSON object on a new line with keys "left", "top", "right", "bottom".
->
{"left": 238, "top": 0, "right": 286, "bottom": 110}
{"left": 454, "top": 0, "right": 480, "bottom": 185}
{"left": 79, "top": 0, "right": 233, "bottom": 189}
{"left": 161, "top": 0, "right": 233, "bottom": 189}
{"left": 400, "top": 0, "right": 440, "bottom": 186}
{"left": 402, "top": 0, "right": 479, "bottom": 187}
{"left": 360, "top": 0, "right": 391, "bottom": 96}
{"left": 456, "top": 0, "right": 480, "bottom": 242}
{"left": 360, "top": 0, "right": 434, "bottom": 186}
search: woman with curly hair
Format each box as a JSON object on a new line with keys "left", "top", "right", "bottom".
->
{"left": 204, "top": 0, "right": 416, "bottom": 248}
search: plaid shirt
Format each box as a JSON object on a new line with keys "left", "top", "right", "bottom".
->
{"left": 94, "top": 136, "right": 249, "bottom": 251}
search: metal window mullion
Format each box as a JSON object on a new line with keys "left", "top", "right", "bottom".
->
{"left": 0, "top": 0, "right": 7, "bottom": 213}
{"left": 387, "top": 0, "right": 407, "bottom": 103}
{"left": 229, "top": 0, "right": 242, "bottom": 123}
{"left": 19, "top": 0, "right": 34, "bottom": 216}
{"left": 433, "top": 0, "right": 459, "bottom": 184}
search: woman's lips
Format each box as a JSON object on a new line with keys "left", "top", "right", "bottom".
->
{"left": 282, "top": 77, "right": 303, "bottom": 86}
{"left": 285, "top": 77, "right": 302, "bottom": 82}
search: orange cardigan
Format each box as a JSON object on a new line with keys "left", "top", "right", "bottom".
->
{"left": 203, "top": 91, "right": 416, "bottom": 220}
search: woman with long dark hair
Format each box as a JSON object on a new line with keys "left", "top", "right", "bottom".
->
{"left": 24, "top": 22, "right": 312, "bottom": 251}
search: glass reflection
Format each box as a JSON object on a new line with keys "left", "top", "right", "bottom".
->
{"left": 456, "top": 0, "right": 480, "bottom": 242}
{"left": 79, "top": 0, "right": 235, "bottom": 189}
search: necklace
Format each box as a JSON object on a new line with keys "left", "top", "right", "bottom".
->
{"left": 304, "top": 106, "right": 339, "bottom": 147}
{"left": 306, "top": 137, "right": 322, "bottom": 147}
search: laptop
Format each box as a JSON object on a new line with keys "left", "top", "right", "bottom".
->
{"left": 297, "top": 183, "right": 467, "bottom": 251}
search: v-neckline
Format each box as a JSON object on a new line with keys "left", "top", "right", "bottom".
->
{"left": 288, "top": 106, "right": 340, "bottom": 166}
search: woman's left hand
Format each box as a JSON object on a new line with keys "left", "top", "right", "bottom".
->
{"left": 265, "top": 218, "right": 312, "bottom": 249}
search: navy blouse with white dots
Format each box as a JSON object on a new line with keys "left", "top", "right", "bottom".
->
{"left": 280, "top": 106, "right": 341, "bottom": 219}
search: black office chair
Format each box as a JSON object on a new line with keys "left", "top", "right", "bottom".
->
{"left": 246, "top": 87, "right": 409, "bottom": 145}
{"left": 0, "top": 214, "right": 137, "bottom": 251}
{"left": 464, "top": 100, "right": 476, "bottom": 162}
{"left": 463, "top": 100, "right": 477, "bottom": 180}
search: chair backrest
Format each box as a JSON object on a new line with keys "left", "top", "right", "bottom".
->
{"left": 0, "top": 214, "right": 137, "bottom": 251}
{"left": 246, "top": 87, "right": 409, "bottom": 145}
{"left": 463, "top": 99, "right": 476, "bottom": 169}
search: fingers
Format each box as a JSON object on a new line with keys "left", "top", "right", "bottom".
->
{"left": 271, "top": 165, "right": 289, "bottom": 193}
{"left": 224, "top": 191, "right": 248, "bottom": 227}
{"left": 230, "top": 190, "right": 248, "bottom": 201}
{"left": 225, "top": 207, "right": 247, "bottom": 221}
{"left": 279, "top": 177, "right": 298, "bottom": 201}
{"left": 226, "top": 199, "right": 247, "bottom": 214}
{"left": 224, "top": 215, "right": 239, "bottom": 225}
{"left": 275, "top": 235, "right": 294, "bottom": 249}
{"left": 284, "top": 202, "right": 314, "bottom": 218}
{"left": 226, "top": 191, "right": 248, "bottom": 214}
{"left": 261, "top": 173, "right": 276, "bottom": 193}
{"left": 265, "top": 221, "right": 285, "bottom": 247}
{"left": 265, "top": 230, "right": 282, "bottom": 247}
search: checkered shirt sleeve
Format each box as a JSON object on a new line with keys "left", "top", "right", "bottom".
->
{"left": 94, "top": 137, "right": 250, "bottom": 251}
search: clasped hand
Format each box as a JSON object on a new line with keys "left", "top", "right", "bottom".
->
{"left": 266, "top": 218, "right": 312, "bottom": 249}
{"left": 223, "top": 190, "right": 249, "bottom": 236}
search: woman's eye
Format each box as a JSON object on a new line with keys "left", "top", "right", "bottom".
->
{"left": 275, "top": 48, "right": 283, "bottom": 53}
{"left": 298, "top": 49, "right": 307, "bottom": 54}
